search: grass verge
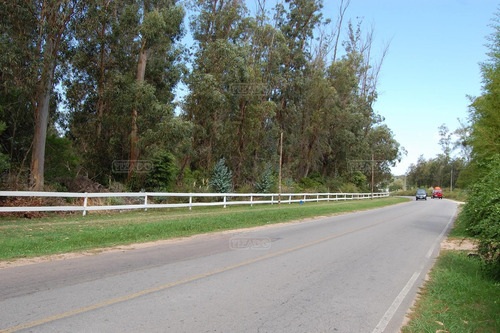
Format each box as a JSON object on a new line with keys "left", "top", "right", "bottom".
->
{"left": 0, "top": 197, "right": 407, "bottom": 261}
{"left": 402, "top": 210, "right": 500, "bottom": 333}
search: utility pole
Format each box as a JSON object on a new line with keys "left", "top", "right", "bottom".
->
{"left": 349, "top": 154, "right": 385, "bottom": 199}
{"left": 278, "top": 132, "right": 283, "bottom": 205}
{"left": 450, "top": 169, "right": 453, "bottom": 192}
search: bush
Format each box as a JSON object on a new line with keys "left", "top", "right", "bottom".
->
{"left": 0, "top": 122, "right": 9, "bottom": 175}
{"left": 45, "top": 134, "right": 79, "bottom": 182}
{"left": 340, "top": 183, "right": 360, "bottom": 193}
{"left": 352, "top": 171, "right": 368, "bottom": 192}
{"left": 297, "top": 172, "right": 329, "bottom": 192}
{"left": 144, "top": 151, "right": 178, "bottom": 192}
{"left": 460, "top": 155, "right": 500, "bottom": 279}
{"left": 254, "top": 167, "right": 275, "bottom": 193}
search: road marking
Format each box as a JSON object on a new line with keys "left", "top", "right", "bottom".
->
{"left": 371, "top": 212, "right": 457, "bottom": 333}
{"left": 1, "top": 214, "right": 405, "bottom": 333}
{"left": 372, "top": 271, "right": 420, "bottom": 333}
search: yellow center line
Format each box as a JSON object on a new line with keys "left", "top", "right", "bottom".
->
{"left": 1, "top": 214, "right": 402, "bottom": 333}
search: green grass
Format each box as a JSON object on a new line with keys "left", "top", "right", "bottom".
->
{"left": 402, "top": 252, "right": 500, "bottom": 332}
{"left": 0, "top": 197, "right": 407, "bottom": 261}
{"left": 402, "top": 211, "right": 500, "bottom": 333}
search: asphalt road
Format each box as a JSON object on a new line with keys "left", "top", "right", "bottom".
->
{"left": 0, "top": 198, "right": 458, "bottom": 332}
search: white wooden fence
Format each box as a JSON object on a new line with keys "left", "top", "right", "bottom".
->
{"left": 0, "top": 191, "right": 389, "bottom": 216}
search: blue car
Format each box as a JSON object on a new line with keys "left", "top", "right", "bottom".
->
{"left": 415, "top": 189, "right": 427, "bottom": 200}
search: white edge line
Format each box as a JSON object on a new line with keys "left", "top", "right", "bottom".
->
{"left": 372, "top": 212, "right": 457, "bottom": 333}
{"left": 372, "top": 271, "right": 420, "bottom": 333}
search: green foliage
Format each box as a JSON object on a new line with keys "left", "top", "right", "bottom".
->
{"left": 388, "top": 177, "right": 404, "bottom": 192}
{"left": 254, "top": 167, "right": 275, "bottom": 193}
{"left": 460, "top": 155, "right": 500, "bottom": 279}
{"left": 455, "top": 11, "right": 500, "bottom": 279}
{"left": 1, "top": 0, "right": 406, "bottom": 192}
{"left": 44, "top": 133, "right": 79, "bottom": 182}
{"left": 65, "top": 0, "right": 185, "bottom": 186}
{"left": 407, "top": 154, "right": 466, "bottom": 189}
{"left": 352, "top": 171, "right": 368, "bottom": 192}
{"left": 184, "top": 0, "right": 403, "bottom": 190}
{"left": 298, "top": 172, "right": 325, "bottom": 192}
{"left": 0, "top": 121, "right": 10, "bottom": 174}
{"left": 145, "top": 150, "right": 178, "bottom": 192}
{"left": 209, "top": 158, "right": 233, "bottom": 193}
{"left": 340, "top": 183, "right": 360, "bottom": 193}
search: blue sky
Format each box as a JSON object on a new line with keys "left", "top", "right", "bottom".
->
{"left": 179, "top": 0, "right": 498, "bottom": 175}
{"left": 318, "top": 0, "right": 498, "bottom": 174}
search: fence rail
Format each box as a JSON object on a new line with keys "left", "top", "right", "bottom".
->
{"left": 0, "top": 191, "right": 390, "bottom": 216}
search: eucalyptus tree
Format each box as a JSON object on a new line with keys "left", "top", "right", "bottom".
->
{"left": 1, "top": 0, "right": 83, "bottom": 189}
{"left": 319, "top": 18, "right": 397, "bottom": 186}
{"left": 463, "top": 12, "right": 500, "bottom": 186}
{"left": 184, "top": 0, "right": 401, "bottom": 188}
{"left": 184, "top": 0, "right": 253, "bottom": 182}
{"left": 128, "top": 0, "right": 185, "bottom": 181}
{"left": 65, "top": 0, "right": 185, "bottom": 184}
{"left": 296, "top": 62, "right": 335, "bottom": 179}
{"left": 65, "top": 0, "right": 139, "bottom": 182}
{"left": 272, "top": 0, "right": 324, "bottom": 174}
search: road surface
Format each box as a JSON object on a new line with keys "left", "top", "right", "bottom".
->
{"left": 0, "top": 198, "right": 458, "bottom": 332}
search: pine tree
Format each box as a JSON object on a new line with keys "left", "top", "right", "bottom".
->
{"left": 255, "top": 167, "right": 274, "bottom": 193}
{"left": 209, "top": 158, "right": 233, "bottom": 193}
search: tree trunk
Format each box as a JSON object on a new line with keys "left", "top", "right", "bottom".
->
{"left": 96, "top": 16, "right": 108, "bottom": 138}
{"left": 30, "top": 39, "right": 56, "bottom": 191}
{"left": 128, "top": 42, "right": 149, "bottom": 182}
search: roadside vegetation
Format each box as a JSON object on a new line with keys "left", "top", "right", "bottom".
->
{"left": 0, "top": 0, "right": 401, "bottom": 196}
{"left": 0, "top": 197, "right": 407, "bottom": 261}
{"left": 402, "top": 213, "right": 500, "bottom": 332}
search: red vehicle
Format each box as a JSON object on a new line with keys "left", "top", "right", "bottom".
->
{"left": 431, "top": 187, "right": 443, "bottom": 199}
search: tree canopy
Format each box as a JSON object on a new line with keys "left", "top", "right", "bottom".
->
{"left": 1, "top": 0, "right": 404, "bottom": 193}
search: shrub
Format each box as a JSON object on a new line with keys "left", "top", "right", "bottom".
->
{"left": 144, "top": 151, "right": 178, "bottom": 192}
{"left": 255, "top": 167, "right": 275, "bottom": 193}
{"left": 460, "top": 155, "right": 500, "bottom": 279}
{"left": 340, "top": 183, "right": 360, "bottom": 193}
{"left": 45, "top": 134, "right": 79, "bottom": 182}
{"left": 0, "top": 121, "right": 9, "bottom": 175}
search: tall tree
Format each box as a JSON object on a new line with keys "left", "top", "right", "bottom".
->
{"left": 65, "top": 0, "right": 184, "bottom": 185}
{"left": 273, "top": 0, "right": 324, "bottom": 173}
{"left": 184, "top": 0, "right": 250, "bottom": 173}
{"left": 1, "top": 0, "right": 81, "bottom": 190}
{"left": 128, "top": 0, "right": 185, "bottom": 181}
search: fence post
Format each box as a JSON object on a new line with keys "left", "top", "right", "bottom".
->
{"left": 189, "top": 195, "right": 192, "bottom": 211}
{"left": 144, "top": 194, "right": 148, "bottom": 211}
{"left": 271, "top": 195, "right": 274, "bottom": 205}
{"left": 82, "top": 193, "right": 88, "bottom": 216}
{"left": 224, "top": 195, "right": 227, "bottom": 208}
{"left": 289, "top": 195, "right": 291, "bottom": 204}
{"left": 317, "top": 194, "right": 319, "bottom": 202}
{"left": 250, "top": 195, "right": 253, "bottom": 207}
